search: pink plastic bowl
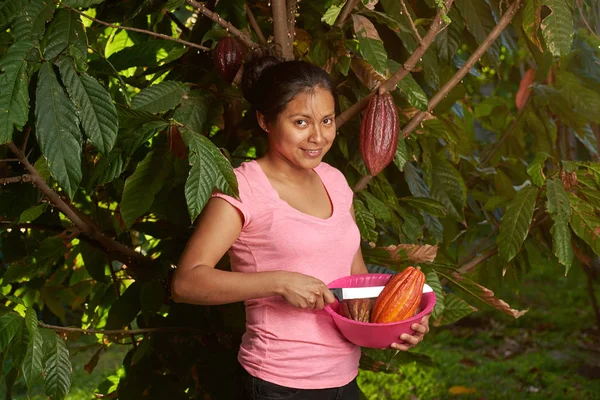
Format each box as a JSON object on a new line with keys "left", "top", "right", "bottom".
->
{"left": 324, "top": 273, "right": 436, "bottom": 349}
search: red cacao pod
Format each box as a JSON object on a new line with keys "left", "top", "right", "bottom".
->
{"left": 213, "top": 37, "right": 245, "bottom": 82}
{"left": 360, "top": 92, "right": 399, "bottom": 176}
{"left": 341, "top": 298, "right": 375, "bottom": 322}
{"left": 370, "top": 266, "right": 425, "bottom": 323}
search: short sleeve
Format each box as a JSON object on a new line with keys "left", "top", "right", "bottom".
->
{"left": 210, "top": 169, "right": 254, "bottom": 229}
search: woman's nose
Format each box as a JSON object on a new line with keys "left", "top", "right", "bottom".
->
{"left": 308, "top": 126, "right": 325, "bottom": 144}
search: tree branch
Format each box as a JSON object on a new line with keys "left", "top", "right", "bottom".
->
{"left": 64, "top": 5, "right": 211, "bottom": 52}
{"left": 245, "top": 4, "right": 267, "bottom": 45}
{"left": 272, "top": 0, "right": 294, "bottom": 60}
{"left": 402, "top": 0, "right": 522, "bottom": 137}
{"left": 335, "top": 0, "right": 359, "bottom": 27}
{"left": 337, "top": 0, "right": 455, "bottom": 129}
{"left": 400, "top": 0, "right": 423, "bottom": 45}
{"left": 287, "top": 0, "right": 298, "bottom": 52}
{"left": 38, "top": 322, "right": 212, "bottom": 336}
{"left": 0, "top": 174, "right": 32, "bottom": 185}
{"left": 166, "top": 10, "right": 190, "bottom": 36}
{"left": 185, "top": 0, "right": 258, "bottom": 50}
{"left": 6, "top": 143, "right": 153, "bottom": 273}
{"left": 20, "top": 125, "right": 31, "bottom": 153}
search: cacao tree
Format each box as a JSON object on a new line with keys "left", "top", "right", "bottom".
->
{"left": 1, "top": 0, "right": 599, "bottom": 398}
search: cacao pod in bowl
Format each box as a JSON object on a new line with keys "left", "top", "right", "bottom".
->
{"left": 213, "top": 36, "right": 245, "bottom": 82}
{"left": 323, "top": 273, "right": 436, "bottom": 349}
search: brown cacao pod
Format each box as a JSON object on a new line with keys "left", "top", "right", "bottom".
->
{"left": 341, "top": 298, "right": 375, "bottom": 322}
{"left": 360, "top": 92, "right": 399, "bottom": 176}
{"left": 370, "top": 266, "right": 425, "bottom": 323}
{"left": 515, "top": 68, "right": 535, "bottom": 110}
{"left": 213, "top": 37, "right": 245, "bottom": 82}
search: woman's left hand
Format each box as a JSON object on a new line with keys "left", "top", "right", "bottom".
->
{"left": 390, "top": 314, "right": 431, "bottom": 351}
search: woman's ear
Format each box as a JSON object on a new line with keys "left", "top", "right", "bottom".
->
{"left": 256, "top": 111, "right": 269, "bottom": 133}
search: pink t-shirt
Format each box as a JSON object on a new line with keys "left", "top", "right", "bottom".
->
{"left": 212, "top": 160, "right": 361, "bottom": 389}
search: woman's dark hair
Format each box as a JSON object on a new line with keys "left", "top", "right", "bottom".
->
{"left": 241, "top": 49, "right": 335, "bottom": 124}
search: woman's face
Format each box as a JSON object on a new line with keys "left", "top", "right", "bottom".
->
{"left": 259, "top": 86, "right": 336, "bottom": 171}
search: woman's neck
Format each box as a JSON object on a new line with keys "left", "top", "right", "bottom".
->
{"left": 258, "top": 152, "right": 314, "bottom": 185}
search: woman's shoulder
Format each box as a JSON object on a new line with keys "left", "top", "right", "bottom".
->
{"left": 315, "top": 162, "right": 348, "bottom": 185}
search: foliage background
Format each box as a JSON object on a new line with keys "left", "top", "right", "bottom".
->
{"left": 0, "top": 0, "right": 599, "bottom": 398}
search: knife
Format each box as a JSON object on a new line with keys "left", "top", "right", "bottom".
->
{"left": 329, "top": 286, "right": 386, "bottom": 302}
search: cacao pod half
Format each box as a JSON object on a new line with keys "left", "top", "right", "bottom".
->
{"left": 213, "top": 37, "right": 245, "bottom": 83}
{"left": 360, "top": 92, "right": 399, "bottom": 176}
{"left": 341, "top": 298, "right": 374, "bottom": 322}
{"left": 370, "top": 266, "right": 425, "bottom": 323}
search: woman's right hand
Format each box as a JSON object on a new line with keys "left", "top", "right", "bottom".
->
{"left": 276, "top": 271, "right": 336, "bottom": 310}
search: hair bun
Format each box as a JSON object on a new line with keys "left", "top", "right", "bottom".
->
{"left": 241, "top": 48, "right": 284, "bottom": 106}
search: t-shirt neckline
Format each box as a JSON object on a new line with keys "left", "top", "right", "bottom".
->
{"left": 250, "top": 160, "right": 335, "bottom": 221}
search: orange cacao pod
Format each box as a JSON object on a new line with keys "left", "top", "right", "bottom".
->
{"left": 213, "top": 37, "right": 245, "bottom": 82}
{"left": 370, "top": 266, "right": 425, "bottom": 323}
{"left": 341, "top": 298, "right": 374, "bottom": 322}
{"left": 360, "top": 92, "right": 399, "bottom": 176}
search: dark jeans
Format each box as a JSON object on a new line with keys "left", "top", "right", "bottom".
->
{"left": 238, "top": 366, "right": 359, "bottom": 400}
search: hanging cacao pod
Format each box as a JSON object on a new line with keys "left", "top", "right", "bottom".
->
{"left": 370, "top": 266, "right": 425, "bottom": 323}
{"left": 341, "top": 298, "right": 375, "bottom": 322}
{"left": 213, "top": 37, "right": 245, "bottom": 83}
{"left": 359, "top": 91, "right": 399, "bottom": 176}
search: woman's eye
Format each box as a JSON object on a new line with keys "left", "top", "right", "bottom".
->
{"left": 296, "top": 120, "right": 308, "bottom": 127}
{"left": 323, "top": 118, "right": 334, "bottom": 125}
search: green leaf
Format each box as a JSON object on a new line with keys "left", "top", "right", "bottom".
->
{"left": 555, "top": 70, "right": 600, "bottom": 123}
{"left": 0, "top": 41, "right": 34, "bottom": 144}
{"left": 353, "top": 198, "right": 378, "bottom": 243}
{"left": 130, "top": 336, "right": 152, "bottom": 366}
{"left": 120, "top": 148, "right": 171, "bottom": 228}
{"left": 43, "top": 330, "right": 71, "bottom": 399}
{"left": 0, "top": 312, "right": 21, "bottom": 352}
{"left": 541, "top": 0, "right": 574, "bottom": 57}
{"left": 570, "top": 194, "right": 600, "bottom": 256}
{"left": 61, "top": 0, "right": 106, "bottom": 7}
{"left": 58, "top": 58, "right": 118, "bottom": 154}
{"left": 322, "top": 3, "right": 343, "bottom": 26}
{"left": 23, "top": 328, "right": 44, "bottom": 389}
{"left": 43, "top": 9, "right": 87, "bottom": 60}
{"left": 396, "top": 74, "right": 428, "bottom": 111}
{"left": 105, "top": 281, "right": 141, "bottom": 329}
{"left": 522, "top": 0, "right": 543, "bottom": 49}
{"left": 434, "top": 294, "right": 475, "bottom": 326}
{"left": 182, "top": 129, "right": 238, "bottom": 221}
{"left": 526, "top": 152, "right": 549, "bottom": 187}
{"left": 579, "top": 187, "right": 600, "bottom": 209}
{"left": 426, "top": 271, "right": 445, "bottom": 321}
{"left": 546, "top": 177, "right": 571, "bottom": 217}
{"left": 455, "top": 0, "right": 500, "bottom": 64}
{"left": 131, "top": 81, "right": 186, "bottom": 114}
{"left": 108, "top": 40, "right": 187, "bottom": 71}
{"left": 173, "top": 91, "right": 210, "bottom": 134}
{"left": 35, "top": 62, "right": 83, "bottom": 198}
{"left": 436, "top": 8, "right": 463, "bottom": 61}
{"left": 12, "top": 0, "right": 56, "bottom": 43}
{"left": 141, "top": 281, "right": 164, "bottom": 323}
{"left": 393, "top": 136, "right": 408, "bottom": 171}
{"left": 0, "top": 0, "right": 28, "bottom": 27}
{"left": 116, "top": 104, "right": 162, "bottom": 129}
{"left": 19, "top": 203, "right": 48, "bottom": 223}
{"left": 498, "top": 185, "right": 538, "bottom": 262}
{"left": 360, "top": 191, "right": 392, "bottom": 222}
{"left": 400, "top": 197, "right": 446, "bottom": 218}
{"left": 547, "top": 178, "right": 573, "bottom": 273}
{"left": 352, "top": 15, "right": 388, "bottom": 76}
{"left": 79, "top": 241, "right": 109, "bottom": 283}
{"left": 430, "top": 156, "right": 466, "bottom": 222}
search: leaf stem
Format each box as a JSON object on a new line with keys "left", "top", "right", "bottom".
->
{"left": 400, "top": 0, "right": 423, "bottom": 46}
{"left": 245, "top": 4, "right": 267, "bottom": 45}
{"left": 63, "top": 5, "right": 211, "bottom": 52}
{"left": 0, "top": 174, "right": 33, "bottom": 184}
{"left": 38, "top": 322, "right": 213, "bottom": 336}
{"left": 335, "top": 0, "right": 359, "bottom": 27}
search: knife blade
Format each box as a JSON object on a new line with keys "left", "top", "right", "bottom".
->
{"left": 329, "top": 286, "right": 385, "bottom": 301}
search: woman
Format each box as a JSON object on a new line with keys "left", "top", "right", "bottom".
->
{"left": 172, "top": 51, "right": 430, "bottom": 400}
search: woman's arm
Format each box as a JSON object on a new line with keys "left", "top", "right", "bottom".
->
{"left": 350, "top": 205, "right": 369, "bottom": 275}
{"left": 172, "top": 197, "right": 335, "bottom": 309}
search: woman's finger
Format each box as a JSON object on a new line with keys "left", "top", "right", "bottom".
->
{"left": 400, "top": 333, "right": 421, "bottom": 345}
{"left": 411, "top": 323, "right": 428, "bottom": 334}
{"left": 391, "top": 342, "right": 411, "bottom": 351}
{"left": 314, "top": 295, "right": 324, "bottom": 310}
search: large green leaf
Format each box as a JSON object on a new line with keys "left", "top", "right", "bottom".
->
{"left": 426, "top": 271, "right": 445, "bottom": 321}
{"left": 105, "top": 281, "right": 141, "bottom": 329}
{"left": 555, "top": 70, "right": 600, "bottom": 123}
{"left": 352, "top": 15, "right": 388, "bottom": 76}
{"left": 0, "top": 312, "right": 21, "bottom": 351}
{"left": 131, "top": 81, "right": 186, "bottom": 114}
{"left": 522, "top": 0, "right": 543, "bottom": 49}
{"left": 498, "top": 185, "right": 538, "bottom": 262}
{"left": 22, "top": 308, "right": 43, "bottom": 390}
{"left": 120, "top": 148, "right": 171, "bottom": 228}
{"left": 79, "top": 241, "right": 109, "bottom": 283}
{"left": 43, "top": 9, "right": 87, "bottom": 60}
{"left": 108, "top": 40, "right": 187, "bottom": 71}
{"left": 58, "top": 58, "right": 118, "bottom": 154}
{"left": 173, "top": 91, "right": 210, "bottom": 134}
{"left": 182, "top": 130, "right": 238, "bottom": 221}
{"left": 360, "top": 191, "right": 392, "bottom": 222}
{"left": 396, "top": 73, "right": 428, "bottom": 111}
{"left": 430, "top": 156, "right": 466, "bottom": 223}
{"left": 35, "top": 62, "right": 83, "bottom": 198}
{"left": 12, "top": 0, "right": 56, "bottom": 43}
{"left": 61, "top": 0, "right": 106, "bottom": 6}
{"left": 570, "top": 194, "right": 600, "bottom": 256}
{"left": 546, "top": 178, "right": 573, "bottom": 273}
{"left": 43, "top": 330, "right": 71, "bottom": 400}
{"left": 353, "top": 198, "right": 378, "bottom": 243}
{"left": 434, "top": 294, "right": 475, "bottom": 326}
{"left": 393, "top": 136, "right": 408, "bottom": 172}
{"left": 0, "top": 0, "right": 28, "bottom": 27}
{"left": 436, "top": 8, "right": 463, "bottom": 62}
{"left": 399, "top": 197, "right": 446, "bottom": 218}
{"left": 455, "top": 0, "right": 500, "bottom": 64}
{"left": 0, "top": 41, "right": 34, "bottom": 144}
{"left": 19, "top": 203, "right": 48, "bottom": 223}
{"left": 526, "top": 152, "right": 549, "bottom": 187}
{"left": 540, "top": 0, "right": 574, "bottom": 57}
